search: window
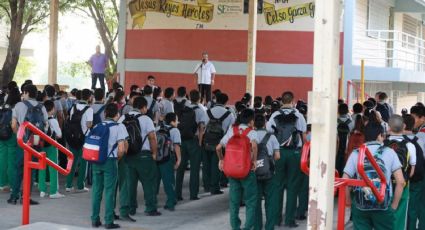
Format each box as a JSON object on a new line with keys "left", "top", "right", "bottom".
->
{"left": 243, "top": 0, "right": 263, "bottom": 14}
{"left": 402, "top": 14, "right": 418, "bottom": 49}
{"left": 367, "top": 0, "right": 390, "bottom": 38}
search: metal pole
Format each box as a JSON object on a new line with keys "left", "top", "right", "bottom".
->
{"left": 48, "top": 0, "right": 59, "bottom": 85}
{"left": 340, "top": 65, "right": 344, "bottom": 99}
{"left": 307, "top": 0, "right": 341, "bottom": 228}
{"left": 118, "top": 0, "right": 127, "bottom": 88}
{"left": 246, "top": 0, "right": 258, "bottom": 105}
{"left": 22, "top": 150, "right": 31, "bottom": 225}
{"left": 360, "top": 59, "right": 365, "bottom": 102}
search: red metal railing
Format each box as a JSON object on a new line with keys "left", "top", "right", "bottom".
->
{"left": 301, "top": 142, "right": 387, "bottom": 229}
{"left": 17, "top": 121, "right": 74, "bottom": 225}
{"left": 346, "top": 80, "right": 371, "bottom": 104}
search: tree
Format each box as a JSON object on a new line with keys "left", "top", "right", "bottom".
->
{"left": 0, "top": 0, "right": 72, "bottom": 86}
{"left": 13, "top": 56, "right": 35, "bottom": 85}
{"left": 72, "top": 0, "right": 119, "bottom": 79}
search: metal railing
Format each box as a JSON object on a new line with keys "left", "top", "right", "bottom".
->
{"left": 353, "top": 30, "right": 425, "bottom": 72}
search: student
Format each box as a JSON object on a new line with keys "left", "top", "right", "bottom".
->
{"left": 202, "top": 93, "right": 235, "bottom": 195}
{"left": 386, "top": 115, "right": 416, "bottom": 230}
{"left": 159, "top": 87, "right": 175, "bottom": 121}
{"left": 336, "top": 103, "right": 354, "bottom": 176}
{"left": 118, "top": 96, "right": 161, "bottom": 216}
{"left": 409, "top": 105, "right": 425, "bottom": 229}
{"left": 352, "top": 103, "right": 364, "bottom": 126}
{"left": 43, "top": 85, "right": 64, "bottom": 127}
{"left": 173, "top": 86, "right": 191, "bottom": 118}
{"left": 113, "top": 91, "right": 126, "bottom": 111}
{"left": 38, "top": 100, "right": 65, "bottom": 199}
{"left": 8, "top": 84, "right": 49, "bottom": 205}
{"left": 143, "top": 85, "right": 159, "bottom": 124}
{"left": 65, "top": 89, "right": 94, "bottom": 193}
{"left": 91, "top": 103, "right": 129, "bottom": 229}
{"left": 121, "top": 91, "right": 140, "bottom": 116}
{"left": 206, "top": 89, "right": 222, "bottom": 109}
{"left": 92, "top": 88, "right": 106, "bottom": 125}
{"left": 157, "top": 113, "right": 182, "bottom": 211}
{"left": 0, "top": 87, "right": 20, "bottom": 191}
{"left": 175, "top": 90, "right": 208, "bottom": 201}
{"left": 343, "top": 123, "right": 405, "bottom": 229}
{"left": 254, "top": 114, "right": 280, "bottom": 230}
{"left": 216, "top": 109, "right": 258, "bottom": 230}
{"left": 376, "top": 92, "right": 394, "bottom": 122}
{"left": 145, "top": 75, "right": 158, "bottom": 92}
{"left": 266, "top": 91, "right": 307, "bottom": 228}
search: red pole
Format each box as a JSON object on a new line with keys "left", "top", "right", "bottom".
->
{"left": 22, "top": 150, "right": 31, "bottom": 225}
{"left": 337, "top": 186, "right": 346, "bottom": 230}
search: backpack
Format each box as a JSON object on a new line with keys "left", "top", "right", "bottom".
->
{"left": 156, "top": 125, "right": 172, "bottom": 163}
{"left": 273, "top": 110, "right": 299, "bottom": 148}
{"left": 64, "top": 104, "right": 90, "bottom": 149}
{"left": 44, "top": 117, "right": 56, "bottom": 147}
{"left": 23, "top": 101, "right": 46, "bottom": 146}
{"left": 353, "top": 146, "right": 391, "bottom": 211}
{"left": 404, "top": 135, "right": 425, "bottom": 183}
{"left": 93, "top": 104, "right": 106, "bottom": 127}
{"left": 336, "top": 118, "right": 351, "bottom": 174}
{"left": 384, "top": 138, "right": 410, "bottom": 186}
{"left": 173, "top": 99, "right": 186, "bottom": 118}
{"left": 83, "top": 122, "right": 118, "bottom": 164}
{"left": 376, "top": 103, "right": 390, "bottom": 123}
{"left": 203, "top": 110, "right": 231, "bottom": 151}
{"left": 178, "top": 105, "right": 199, "bottom": 141}
{"left": 255, "top": 133, "right": 274, "bottom": 180}
{"left": 223, "top": 126, "right": 253, "bottom": 179}
{"left": 0, "top": 105, "right": 13, "bottom": 140}
{"left": 122, "top": 113, "right": 145, "bottom": 155}
{"left": 146, "top": 100, "right": 156, "bottom": 120}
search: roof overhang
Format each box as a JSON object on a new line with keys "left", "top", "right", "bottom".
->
{"left": 395, "top": 0, "right": 425, "bottom": 12}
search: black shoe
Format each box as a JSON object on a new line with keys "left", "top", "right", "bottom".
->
{"left": 204, "top": 188, "right": 210, "bottom": 193}
{"left": 190, "top": 197, "right": 200, "bottom": 201}
{"left": 129, "top": 210, "right": 136, "bottom": 216}
{"left": 21, "top": 199, "right": 39, "bottom": 205}
{"left": 7, "top": 198, "right": 17, "bottom": 205}
{"left": 164, "top": 206, "right": 175, "bottom": 211}
{"left": 120, "top": 215, "right": 136, "bottom": 222}
{"left": 114, "top": 214, "right": 120, "bottom": 220}
{"left": 296, "top": 215, "right": 307, "bottom": 221}
{"left": 211, "top": 190, "right": 224, "bottom": 195}
{"left": 284, "top": 222, "right": 299, "bottom": 228}
{"left": 104, "top": 223, "right": 120, "bottom": 229}
{"left": 92, "top": 220, "right": 102, "bottom": 228}
{"left": 177, "top": 197, "right": 183, "bottom": 201}
{"left": 146, "top": 211, "right": 162, "bottom": 216}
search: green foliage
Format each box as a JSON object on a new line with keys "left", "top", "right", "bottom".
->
{"left": 59, "top": 61, "right": 91, "bottom": 78}
{"left": 13, "top": 56, "right": 35, "bottom": 86}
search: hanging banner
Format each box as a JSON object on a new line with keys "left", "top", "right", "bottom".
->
{"left": 129, "top": 0, "right": 214, "bottom": 28}
{"left": 263, "top": 1, "right": 315, "bottom": 25}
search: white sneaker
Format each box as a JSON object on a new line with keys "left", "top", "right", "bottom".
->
{"left": 65, "top": 187, "right": 74, "bottom": 193}
{"left": 49, "top": 193, "right": 65, "bottom": 199}
{"left": 75, "top": 187, "right": 90, "bottom": 193}
{"left": 40, "top": 192, "right": 46, "bottom": 198}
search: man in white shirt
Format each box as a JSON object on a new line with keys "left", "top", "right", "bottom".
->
{"left": 193, "top": 52, "right": 216, "bottom": 105}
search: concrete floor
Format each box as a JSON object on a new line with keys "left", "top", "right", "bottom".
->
{"left": 0, "top": 172, "right": 352, "bottom": 230}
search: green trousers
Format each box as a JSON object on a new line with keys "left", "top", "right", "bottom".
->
{"left": 11, "top": 147, "right": 35, "bottom": 199}
{"left": 66, "top": 147, "right": 86, "bottom": 190}
{"left": 408, "top": 180, "right": 425, "bottom": 230}
{"left": 91, "top": 159, "right": 118, "bottom": 225}
{"left": 157, "top": 157, "right": 176, "bottom": 209}
{"left": 229, "top": 171, "right": 258, "bottom": 230}
{"left": 352, "top": 205, "right": 395, "bottom": 230}
{"left": 255, "top": 178, "right": 276, "bottom": 230}
{"left": 176, "top": 139, "right": 201, "bottom": 199}
{"left": 127, "top": 151, "right": 158, "bottom": 213}
{"left": 394, "top": 186, "right": 409, "bottom": 230}
{"left": 38, "top": 146, "right": 59, "bottom": 194}
{"left": 202, "top": 149, "right": 221, "bottom": 193}
{"left": 297, "top": 173, "right": 309, "bottom": 217}
{"left": 114, "top": 156, "right": 130, "bottom": 217}
{"left": 0, "top": 134, "right": 17, "bottom": 187}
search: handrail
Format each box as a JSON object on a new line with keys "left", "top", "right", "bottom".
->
{"left": 346, "top": 80, "right": 370, "bottom": 105}
{"left": 17, "top": 121, "right": 74, "bottom": 225}
{"left": 357, "top": 144, "right": 387, "bottom": 204}
{"left": 300, "top": 141, "right": 310, "bottom": 175}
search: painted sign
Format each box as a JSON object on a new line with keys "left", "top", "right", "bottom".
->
{"left": 126, "top": 0, "right": 316, "bottom": 31}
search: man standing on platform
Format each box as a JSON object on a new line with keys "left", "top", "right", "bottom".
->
{"left": 88, "top": 45, "right": 108, "bottom": 92}
{"left": 194, "top": 52, "right": 216, "bottom": 105}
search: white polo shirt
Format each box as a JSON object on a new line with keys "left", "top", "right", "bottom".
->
{"left": 194, "top": 62, "right": 216, "bottom": 85}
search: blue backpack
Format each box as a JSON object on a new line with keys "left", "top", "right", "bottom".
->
{"left": 93, "top": 104, "right": 106, "bottom": 126}
{"left": 83, "top": 122, "right": 118, "bottom": 164}
{"left": 23, "top": 100, "right": 46, "bottom": 145}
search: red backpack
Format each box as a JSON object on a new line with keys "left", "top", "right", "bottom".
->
{"left": 223, "top": 126, "right": 253, "bottom": 179}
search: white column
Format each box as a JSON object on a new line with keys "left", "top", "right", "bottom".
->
{"left": 118, "top": 0, "right": 128, "bottom": 87}
{"left": 246, "top": 0, "right": 258, "bottom": 104}
{"left": 307, "top": 0, "right": 342, "bottom": 229}
{"left": 48, "top": 0, "right": 59, "bottom": 85}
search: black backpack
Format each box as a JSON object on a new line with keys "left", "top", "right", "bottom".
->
{"left": 203, "top": 110, "right": 231, "bottom": 151}
{"left": 146, "top": 100, "right": 156, "bottom": 121}
{"left": 255, "top": 133, "right": 274, "bottom": 180}
{"left": 156, "top": 125, "right": 172, "bottom": 163}
{"left": 0, "top": 105, "right": 13, "bottom": 140}
{"left": 173, "top": 99, "right": 186, "bottom": 118}
{"left": 23, "top": 101, "right": 46, "bottom": 145}
{"left": 384, "top": 138, "right": 410, "bottom": 186}
{"left": 404, "top": 135, "right": 425, "bottom": 183}
{"left": 376, "top": 103, "right": 390, "bottom": 123}
{"left": 336, "top": 118, "right": 351, "bottom": 173}
{"left": 122, "top": 114, "right": 145, "bottom": 155}
{"left": 64, "top": 104, "right": 90, "bottom": 149}
{"left": 178, "top": 105, "right": 199, "bottom": 141}
{"left": 273, "top": 109, "right": 299, "bottom": 148}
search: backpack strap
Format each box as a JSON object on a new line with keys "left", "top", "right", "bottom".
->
{"left": 23, "top": 100, "right": 33, "bottom": 109}
{"left": 97, "top": 105, "right": 106, "bottom": 115}
{"left": 241, "top": 127, "right": 252, "bottom": 137}
{"left": 260, "top": 133, "right": 271, "bottom": 145}
{"left": 148, "top": 100, "right": 156, "bottom": 112}
{"left": 207, "top": 109, "right": 214, "bottom": 120}
{"left": 105, "top": 122, "right": 119, "bottom": 158}
{"left": 219, "top": 111, "right": 231, "bottom": 122}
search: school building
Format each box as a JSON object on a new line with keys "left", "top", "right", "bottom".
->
{"left": 117, "top": 0, "right": 425, "bottom": 111}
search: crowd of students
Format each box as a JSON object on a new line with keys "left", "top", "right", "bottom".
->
{"left": 0, "top": 76, "right": 424, "bottom": 230}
